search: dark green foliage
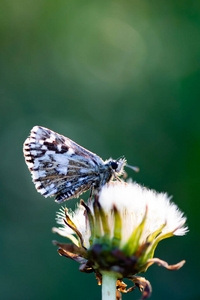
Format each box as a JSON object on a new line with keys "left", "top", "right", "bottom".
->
{"left": 0, "top": 1, "right": 199, "bottom": 299}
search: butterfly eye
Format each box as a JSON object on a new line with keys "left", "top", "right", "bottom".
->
{"left": 110, "top": 161, "right": 118, "bottom": 170}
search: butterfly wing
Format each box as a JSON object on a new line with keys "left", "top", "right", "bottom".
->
{"left": 23, "top": 126, "right": 104, "bottom": 202}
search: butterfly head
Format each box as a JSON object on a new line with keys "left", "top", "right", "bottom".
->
{"left": 109, "top": 157, "right": 140, "bottom": 177}
{"left": 110, "top": 158, "right": 127, "bottom": 175}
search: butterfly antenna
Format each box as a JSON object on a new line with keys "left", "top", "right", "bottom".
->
{"left": 116, "top": 155, "right": 125, "bottom": 161}
{"left": 125, "top": 164, "right": 140, "bottom": 173}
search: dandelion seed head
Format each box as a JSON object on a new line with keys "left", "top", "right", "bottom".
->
{"left": 98, "top": 182, "right": 188, "bottom": 244}
{"left": 52, "top": 181, "right": 188, "bottom": 298}
{"left": 54, "top": 181, "right": 187, "bottom": 248}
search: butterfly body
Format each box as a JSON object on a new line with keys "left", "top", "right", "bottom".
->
{"left": 23, "top": 126, "right": 126, "bottom": 203}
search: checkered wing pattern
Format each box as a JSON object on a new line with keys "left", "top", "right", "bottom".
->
{"left": 23, "top": 126, "right": 104, "bottom": 203}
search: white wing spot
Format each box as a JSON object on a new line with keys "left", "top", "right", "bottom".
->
{"left": 32, "top": 126, "right": 39, "bottom": 133}
{"left": 46, "top": 138, "right": 54, "bottom": 143}
{"left": 41, "top": 145, "right": 47, "bottom": 150}
{"left": 57, "top": 167, "right": 68, "bottom": 175}
{"left": 67, "top": 148, "right": 75, "bottom": 155}
{"left": 40, "top": 188, "right": 47, "bottom": 194}
{"left": 57, "top": 144, "right": 62, "bottom": 152}
{"left": 27, "top": 162, "right": 34, "bottom": 168}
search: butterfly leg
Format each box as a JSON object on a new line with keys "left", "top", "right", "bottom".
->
{"left": 113, "top": 174, "right": 123, "bottom": 182}
{"left": 88, "top": 186, "right": 94, "bottom": 204}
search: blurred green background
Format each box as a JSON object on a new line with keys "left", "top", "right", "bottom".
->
{"left": 0, "top": 1, "right": 200, "bottom": 299}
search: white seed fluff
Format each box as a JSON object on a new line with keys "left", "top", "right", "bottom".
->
{"left": 98, "top": 182, "right": 188, "bottom": 244}
{"left": 54, "top": 182, "right": 188, "bottom": 248}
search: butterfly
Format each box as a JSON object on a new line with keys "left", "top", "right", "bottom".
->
{"left": 23, "top": 126, "right": 139, "bottom": 203}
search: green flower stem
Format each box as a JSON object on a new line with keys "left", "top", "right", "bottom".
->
{"left": 101, "top": 271, "right": 118, "bottom": 300}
